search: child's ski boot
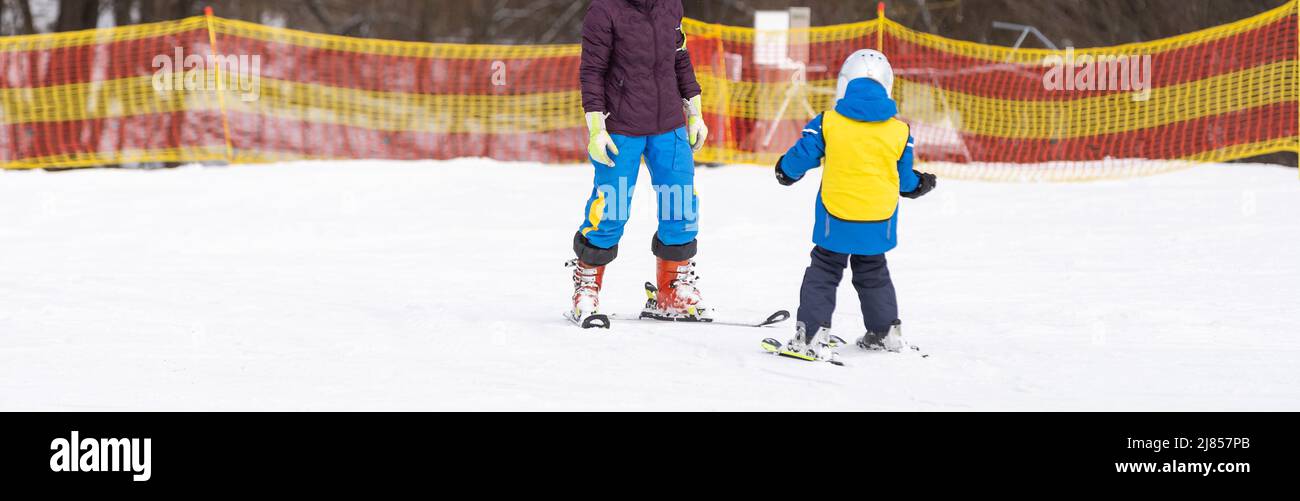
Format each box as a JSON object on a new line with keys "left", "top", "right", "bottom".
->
{"left": 857, "top": 320, "right": 905, "bottom": 352}
{"left": 766, "top": 322, "right": 842, "bottom": 365}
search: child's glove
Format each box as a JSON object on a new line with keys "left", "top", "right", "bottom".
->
{"left": 774, "top": 156, "right": 799, "bottom": 186}
{"left": 901, "top": 171, "right": 937, "bottom": 199}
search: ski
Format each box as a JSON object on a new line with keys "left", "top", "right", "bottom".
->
{"left": 851, "top": 340, "right": 930, "bottom": 358}
{"left": 759, "top": 335, "right": 926, "bottom": 365}
{"left": 563, "top": 311, "right": 611, "bottom": 329}
{"left": 852, "top": 326, "right": 930, "bottom": 358}
{"left": 760, "top": 337, "right": 845, "bottom": 366}
{"left": 611, "top": 310, "right": 790, "bottom": 328}
{"left": 624, "top": 281, "right": 791, "bottom": 328}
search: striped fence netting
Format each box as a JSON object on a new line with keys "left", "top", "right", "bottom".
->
{"left": 688, "top": 1, "right": 1300, "bottom": 180}
{"left": 2, "top": 3, "right": 1298, "bottom": 181}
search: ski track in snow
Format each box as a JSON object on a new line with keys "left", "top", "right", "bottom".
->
{"left": 1, "top": 159, "right": 1297, "bottom": 411}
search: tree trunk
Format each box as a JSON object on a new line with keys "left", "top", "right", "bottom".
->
{"left": 55, "top": 0, "right": 102, "bottom": 32}
{"left": 113, "top": 0, "right": 135, "bottom": 26}
{"left": 138, "top": 0, "right": 155, "bottom": 22}
{"left": 17, "top": 0, "right": 38, "bottom": 34}
{"left": 417, "top": 0, "right": 435, "bottom": 42}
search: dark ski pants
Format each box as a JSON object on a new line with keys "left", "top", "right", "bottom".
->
{"left": 797, "top": 246, "right": 898, "bottom": 335}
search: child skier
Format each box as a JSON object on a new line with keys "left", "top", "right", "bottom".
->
{"left": 770, "top": 49, "right": 936, "bottom": 363}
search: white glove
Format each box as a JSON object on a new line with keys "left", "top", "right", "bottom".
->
{"left": 684, "top": 95, "right": 708, "bottom": 152}
{"left": 586, "top": 112, "right": 619, "bottom": 167}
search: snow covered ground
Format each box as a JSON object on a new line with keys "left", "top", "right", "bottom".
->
{"left": 1, "top": 159, "right": 1297, "bottom": 411}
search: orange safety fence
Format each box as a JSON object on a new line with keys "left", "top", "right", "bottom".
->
{"left": 2, "top": 3, "right": 1298, "bottom": 181}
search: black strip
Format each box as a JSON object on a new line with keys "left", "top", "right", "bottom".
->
{"left": 651, "top": 234, "right": 697, "bottom": 260}
{"left": 0, "top": 412, "right": 1293, "bottom": 490}
{"left": 574, "top": 231, "right": 618, "bottom": 266}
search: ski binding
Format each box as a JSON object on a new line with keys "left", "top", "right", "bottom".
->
{"left": 627, "top": 282, "right": 791, "bottom": 328}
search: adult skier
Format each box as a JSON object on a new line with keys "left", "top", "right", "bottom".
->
{"left": 566, "top": 0, "right": 710, "bottom": 327}
{"left": 765, "top": 49, "right": 937, "bottom": 363}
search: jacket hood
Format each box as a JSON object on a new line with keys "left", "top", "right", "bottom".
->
{"left": 834, "top": 78, "right": 897, "bottom": 122}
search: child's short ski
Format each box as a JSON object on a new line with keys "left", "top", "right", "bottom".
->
{"left": 853, "top": 322, "right": 929, "bottom": 358}
{"left": 760, "top": 337, "right": 845, "bottom": 366}
{"left": 851, "top": 341, "right": 929, "bottom": 358}
{"left": 563, "top": 311, "right": 611, "bottom": 329}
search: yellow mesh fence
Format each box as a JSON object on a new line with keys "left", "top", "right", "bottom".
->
{"left": 1, "top": 3, "right": 1297, "bottom": 181}
{"left": 686, "top": 1, "right": 1300, "bottom": 180}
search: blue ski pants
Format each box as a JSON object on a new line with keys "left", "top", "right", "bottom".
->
{"left": 577, "top": 127, "right": 699, "bottom": 255}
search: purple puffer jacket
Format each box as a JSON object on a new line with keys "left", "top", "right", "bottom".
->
{"left": 580, "top": 0, "right": 702, "bottom": 137}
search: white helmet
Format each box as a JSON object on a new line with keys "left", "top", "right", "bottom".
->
{"left": 836, "top": 49, "right": 895, "bottom": 99}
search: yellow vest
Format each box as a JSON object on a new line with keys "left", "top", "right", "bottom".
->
{"left": 820, "top": 110, "right": 911, "bottom": 222}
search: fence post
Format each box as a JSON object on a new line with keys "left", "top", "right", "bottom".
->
{"left": 877, "top": 2, "right": 886, "bottom": 51}
{"left": 711, "top": 23, "right": 728, "bottom": 163}
{"left": 204, "top": 6, "right": 236, "bottom": 164}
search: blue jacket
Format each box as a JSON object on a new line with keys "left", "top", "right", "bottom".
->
{"left": 778, "top": 79, "right": 919, "bottom": 256}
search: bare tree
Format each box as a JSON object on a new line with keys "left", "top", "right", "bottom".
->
{"left": 55, "top": 0, "right": 101, "bottom": 32}
{"left": 174, "top": 0, "right": 194, "bottom": 18}
{"left": 113, "top": 0, "right": 134, "bottom": 25}
{"left": 19, "top": 0, "right": 1294, "bottom": 50}
{"left": 138, "top": 0, "right": 156, "bottom": 22}
{"left": 17, "top": 0, "right": 37, "bottom": 34}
